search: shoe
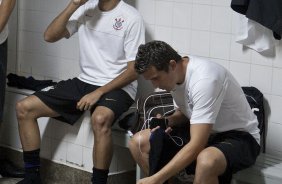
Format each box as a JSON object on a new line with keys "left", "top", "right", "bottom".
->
{"left": 0, "top": 159, "right": 25, "bottom": 178}
{"left": 16, "top": 173, "right": 41, "bottom": 184}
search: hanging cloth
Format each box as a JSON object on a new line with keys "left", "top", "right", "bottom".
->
{"left": 236, "top": 14, "right": 276, "bottom": 53}
{"left": 231, "top": 0, "right": 282, "bottom": 40}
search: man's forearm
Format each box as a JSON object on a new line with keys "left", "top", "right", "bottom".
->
{"left": 0, "top": 0, "right": 16, "bottom": 33}
{"left": 153, "top": 142, "right": 200, "bottom": 183}
{"left": 44, "top": 1, "right": 80, "bottom": 42}
{"left": 97, "top": 61, "right": 138, "bottom": 95}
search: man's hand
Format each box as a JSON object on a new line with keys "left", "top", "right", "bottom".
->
{"left": 76, "top": 89, "right": 103, "bottom": 111}
{"left": 73, "top": 0, "right": 88, "bottom": 6}
{"left": 150, "top": 114, "right": 172, "bottom": 134}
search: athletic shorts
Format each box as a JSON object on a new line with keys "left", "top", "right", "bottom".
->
{"left": 34, "top": 78, "right": 134, "bottom": 125}
{"left": 149, "top": 128, "right": 260, "bottom": 184}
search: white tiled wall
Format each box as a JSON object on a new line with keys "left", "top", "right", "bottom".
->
{"left": 3, "top": 0, "right": 282, "bottom": 172}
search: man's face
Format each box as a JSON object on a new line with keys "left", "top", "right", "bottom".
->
{"left": 142, "top": 66, "right": 175, "bottom": 91}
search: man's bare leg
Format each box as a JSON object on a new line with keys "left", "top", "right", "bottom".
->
{"left": 91, "top": 106, "right": 115, "bottom": 183}
{"left": 16, "top": 95, "right": 59, "bottom": 150}
{"left": 16, "top": 95, "right": 59, "bottom": 184}
{"left": 194, "top": 147, "right": 227, "bottom": 184}
{"left": 129, "top": 129, "right": 151, "bottom": 176}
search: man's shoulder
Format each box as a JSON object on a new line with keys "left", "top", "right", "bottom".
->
{"left": 120, "top": 1, "right": 143, "bottom": 20}
{"left": 84, "top": 0, "right": 98, "bottom": 7}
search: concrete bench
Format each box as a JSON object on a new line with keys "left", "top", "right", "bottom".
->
{"left": 4, "top": 86, "right": 133, "bottom": 145}
{"left": 232, "top": 153, "right": 282, "bottom": 184}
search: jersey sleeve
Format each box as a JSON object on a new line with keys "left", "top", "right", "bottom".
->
{"left": 66, "top": 4, "right": 85, "bottom": 37}
{"left": 190, "top": 78, "right": 227, "bottom": 124}
{"left": 124, "top": 16, "right": 145, "bottom": 61}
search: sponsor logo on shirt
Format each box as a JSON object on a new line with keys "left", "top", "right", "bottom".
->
{"left": 113, "top": 18, "right": 124, "bottom": 30}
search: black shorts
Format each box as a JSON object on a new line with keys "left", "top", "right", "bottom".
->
{"left": 149, "top": 128, "right": 260, "bottom": 183}
{"left": 34, "top": 78, "right": 134, "bottom": 125}
{"left": 207, "top": 130, "right": 260, "bottom": 183}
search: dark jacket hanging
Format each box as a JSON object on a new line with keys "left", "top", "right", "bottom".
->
{"left": 231, "top": 0, "right": 282, "bottom": 40}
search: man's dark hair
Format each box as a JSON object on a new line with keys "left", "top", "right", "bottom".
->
{"left": 135, "top": 40, "right": 182, "bottom": 74}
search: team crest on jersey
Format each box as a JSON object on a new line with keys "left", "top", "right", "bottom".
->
{"left": 113, "top": 18, "right": 124, "bottom": 30}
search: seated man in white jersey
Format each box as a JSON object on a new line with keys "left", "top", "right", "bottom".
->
{"left": 129, "top": 40, "right": 260, "bottom": 184}
{"left": 16, "top": 0, "right": 145, "bottom": 183}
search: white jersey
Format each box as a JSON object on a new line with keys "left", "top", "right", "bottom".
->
{"left": 0, "top": 0, "right": 9, "bottom": 44}
{"left": 66, "top": 0, "right": 145, "bottom": 99}
{"left": 172, "top": 56, "right": 260, "bottom": 144}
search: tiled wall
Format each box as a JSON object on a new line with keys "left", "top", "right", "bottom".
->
{"left": 3, "top": 0, "right": 282, "bottom": 171}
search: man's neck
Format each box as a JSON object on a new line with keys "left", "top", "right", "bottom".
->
{"left": 176, "top": 57, "right": 189, "bottom": 85}
{"left": 98, "top": 0, "right": 121, "bottom": 11}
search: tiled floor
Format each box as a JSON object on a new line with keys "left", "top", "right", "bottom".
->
{"left": 0, "top": 174, "right": 193, "bottom": 184}
{"left": 0, "top": 177, "right": 21, "bottom": 184}
{"left": 0, "top": 178, "right": 192, "bottom": 184}
{"left": 0, "top": 148, "right": 192, "bottom": 184}
{"left": 0, "top": 176, "right": 129, "bottom": 184}
{"left": 0, "top": 171, "right": 136, "bottom": 184}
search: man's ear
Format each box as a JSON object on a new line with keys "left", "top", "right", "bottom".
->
{"left": 169, "top": 60, "right": 177, "bottom": 71}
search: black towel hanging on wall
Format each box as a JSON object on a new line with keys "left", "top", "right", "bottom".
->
{"left": 231, "top": 0, "right": 282, "bottom": 40}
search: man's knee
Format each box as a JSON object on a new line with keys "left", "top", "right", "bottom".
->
{"left": 91, "top": 113, "right": 113, "bottom": 134}
{"left": 196, "top": 151, "right": 218, "bottom": 171}
{"left": 16, "top": 98, "right": 34, "bottom": 121}
{"left": 129, "top": 130, "right": 150, "bottom": 154}
{"left": 195, "top": 148, "right": 227, "bottom": 176}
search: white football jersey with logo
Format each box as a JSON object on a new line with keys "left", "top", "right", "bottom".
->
{"left": 66, "top": 0, "right": 145, "bottom": 99}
